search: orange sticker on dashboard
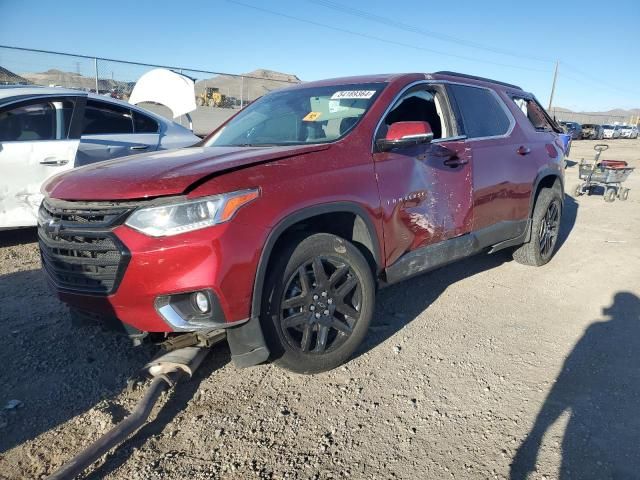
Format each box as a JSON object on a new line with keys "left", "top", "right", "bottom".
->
{"left": 303, "top": 111, "right": 322, "bottom": 121}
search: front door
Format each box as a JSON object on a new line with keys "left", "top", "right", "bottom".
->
{"left": 0, "top": 96, "right": 82, "bottom": 228}
{"left": 373, "top": 84, "right": 473, "bottom": 267}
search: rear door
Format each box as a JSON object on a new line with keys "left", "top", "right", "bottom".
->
{"left": 373, "top": 82, "right": 473, "bottom": 266}
{"left": 446, "top": 83, "right": 529, "bottom": 234}
{"left": 0, "top": 95, "right": 82, "bottom": 228}
{"left": 76, "top": 99, "right": 160, "bottom": 167}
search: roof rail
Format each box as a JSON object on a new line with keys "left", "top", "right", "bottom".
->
{"left": 434, "top": 71, "right": 523, "bottom": 90}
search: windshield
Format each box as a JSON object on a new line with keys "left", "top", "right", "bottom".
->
{"left": 205, "top": 83, "right": 385, "bottom": 147}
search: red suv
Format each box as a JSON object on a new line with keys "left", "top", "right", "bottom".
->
{"left": 39, "top": 72, "right": 565, "bottom": 373}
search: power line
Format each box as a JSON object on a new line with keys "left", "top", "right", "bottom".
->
{"left": 562, "top": 62, "right": 640, "bottom": 96}
{"left": 226, "top": 0, "right": 552, "bottom": 74}
{"left": 309, "top": 0, "right": 554, "bottom": 65}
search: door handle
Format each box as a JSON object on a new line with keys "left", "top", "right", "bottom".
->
{"left": 130, "top": 145, "right": 150, "bottom": 151}
{"left": 517, "top": 145, "right": 531, "bottom": 155}
{"left": 443, "top": 157, "right": 469, "bottom": 168}
{"left": 40, "top": 158, "right": 69, "bottom": 166}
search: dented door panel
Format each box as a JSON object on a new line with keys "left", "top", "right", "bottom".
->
{"left": 0, "top": 139, "right": 79, "bottom": 228}
{"left": 373, "top": 139, "right": 473, "bottom": 266}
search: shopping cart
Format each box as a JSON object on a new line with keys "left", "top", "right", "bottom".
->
{"left": 574, "top": 144, "right": 634, "bottom": 202}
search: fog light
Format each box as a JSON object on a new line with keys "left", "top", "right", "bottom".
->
{"left": 194, "top": 292, "right": 210, "bottom": 313}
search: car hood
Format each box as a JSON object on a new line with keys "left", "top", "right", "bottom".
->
{"left": 44, "top": 144, "right": 331, "bottom": 201}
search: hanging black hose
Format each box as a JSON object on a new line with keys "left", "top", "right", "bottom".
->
{"left": 46, "top": 341, "right": 217, "bottom": 479}
{"left": 46, "top": 371, "right": 182, "bottom": 480}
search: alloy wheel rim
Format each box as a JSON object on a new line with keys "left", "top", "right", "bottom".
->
{"left": 279, "top": 256, "right": 361, "bottom": 354}
{"left": 539, "top": 200, "right": 560, "bottom": 258}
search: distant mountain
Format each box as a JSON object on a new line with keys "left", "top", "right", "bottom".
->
{"left": 0, "top": 66, "right": 30, "bottom": 85}
{"left": 553, "top": 106, "right": 640, "bottom": 116}
{"left": 195, "top": 69, "right": 301, "bottom": 98}
{"left": 19, "top": 68, "right": 124, "bottom": 91}
{"left": 12, "top": 67, "right": 301, "bottom": 99}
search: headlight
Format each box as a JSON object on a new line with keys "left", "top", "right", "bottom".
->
{"left": 125, "top": 189, "right": 259, "bottom": 237}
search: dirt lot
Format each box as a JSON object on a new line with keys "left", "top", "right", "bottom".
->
{"left": 1, "top": 139, "right": 639, "bottom": 480}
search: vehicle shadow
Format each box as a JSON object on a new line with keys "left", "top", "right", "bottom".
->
{"left": 356, "top": 193, "right": 578, "bottom": 358}
{"left": 0, "top": 263, "right": 231, "bottom": 477}
{"left": 0, "top": 268, "right": 155, "bottom": 456}
{"left": 510, "top": 292, "right": 640, "bottom": 479}
{"left": 557, "top": 194, "right": 578, "bottom": 251}
{"left": 0, "top": 227, "right": 37, "bottom": 248}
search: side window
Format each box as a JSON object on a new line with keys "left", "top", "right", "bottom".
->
{"left": 0, "top": 100, "right": 74, "bottom": 142}
{"left": 378, "top": 87, "right": 448, "bottom": 141}
{"left": 512, "top": 96, "right": 554, "bottom": 131}
{"left": 448, "top": 84, "right": 511, "bottom": 138}
{"left": 133, "top": 111, "right": 159, "bottom": 133}
{"left": 82, "top": 100, "right": 133, "bottom": 135}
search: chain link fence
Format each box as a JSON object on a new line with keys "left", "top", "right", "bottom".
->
{"left": 0, "top": 45, "right": 301, "bottom": 135}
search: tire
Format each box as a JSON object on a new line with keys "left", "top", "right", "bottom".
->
{"left": 261, "top": 233, "right": 375, "bottom": 374}
{"left": 604, "top": 188, "right": 617, "bottom": 202}
{"left": 573, "top": 183, "right": 583, "bottom": 197}
{"left": 620, "top": 188, "right": 629, "bottom": 201}
{"left": 512, "top": 187, "right": 563, "bottom": 266}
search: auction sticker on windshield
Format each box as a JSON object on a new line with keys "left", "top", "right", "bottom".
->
{"left": 330, "top": 90, "right": 376, "bottom": 100}
{"left": 303, "top": 111, "right": 322, "bottom": 121}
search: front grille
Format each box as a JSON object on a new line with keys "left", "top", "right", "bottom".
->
{"left": 38, "top": 199, "right": 133, "bottom": 295}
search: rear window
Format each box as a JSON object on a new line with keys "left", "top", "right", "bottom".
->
{"left": 448, "top": 84, "right": 511, "bottom": 138}
{"left": 512, "top": 97, "right": 554, "bottom": 132}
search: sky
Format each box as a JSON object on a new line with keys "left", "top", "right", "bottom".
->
{"left": 0, "top": 0, "right": 638, "bottom": 112}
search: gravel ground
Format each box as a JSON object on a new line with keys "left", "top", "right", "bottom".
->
{"left": 1, "top": 139, "right": 639, "bottom": 480}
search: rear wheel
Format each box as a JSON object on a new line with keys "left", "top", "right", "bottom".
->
{"left": 513, "top": 187, "right": 562, "bottom": 266}
{"left": 262, "top": 233, "right": 375, "bottom": 374}
{"left": 619, "top": 188, "right": 629, "bottom": 201}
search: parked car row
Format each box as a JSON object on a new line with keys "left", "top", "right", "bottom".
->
{"left": 558, "top": 120, "right": 638, "bottom": 140}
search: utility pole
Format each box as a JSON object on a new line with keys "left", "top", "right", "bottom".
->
{"left": 548, "top": 60, "right": 559, "bottom": 111}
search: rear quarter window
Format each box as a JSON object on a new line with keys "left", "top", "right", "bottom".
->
{"left": 82, "top": 100, "right": 133, "bottom": 135}
{"left": 133, "top": 111, "right": 159, "bottom": 133}
{"left": 448, "top": 84, "right": 511, "bottom": 138}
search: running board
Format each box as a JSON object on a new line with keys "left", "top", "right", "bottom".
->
{"left": 384, "top": 219, "right": 530, "bottom": 285}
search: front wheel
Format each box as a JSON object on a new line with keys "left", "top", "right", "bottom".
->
{"left": 513, "top": 187, "right": 563, "bottom": 266}
{"left": 573, "top": 183, "right": 584, "bottom": 197}
{"left": 604, "top": 188, "right": 617, "bottom": 202}
{"left": 262, "top": 233, "right": 375, "bottom": 374}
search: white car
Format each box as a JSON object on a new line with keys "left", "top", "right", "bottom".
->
{"left": 602, "top": 124, "right": 621, "bottom": 139}
{"left": 0, "top": 86, "right": 200, "bottom": 229}
{"left": 619, "top": 126, "right": 638, "bottom": 139}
